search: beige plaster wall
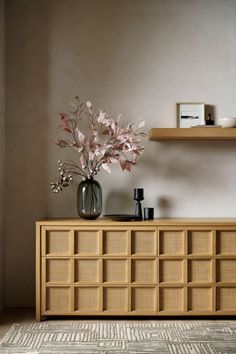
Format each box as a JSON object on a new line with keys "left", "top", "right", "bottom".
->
{"left": 0, "top": 0, "right": 5, "bottom": 312}
{"left": 5, "top": 0, "right": 236, "bottom": 306}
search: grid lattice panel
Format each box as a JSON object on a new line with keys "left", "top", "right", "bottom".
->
{"left": 45, "top": 230, "right": 71, "bottom": 255}
{"left": 40, "top": 225, "right": 236, "bottom": 316}
{"left": 159, "top": 259, "right": 184, "bottom": 284}
{"left": 131, "top": 231, "right": 156, "bottom": 255}
{"left": 188, "top": 287, "right": 213, "bottom": 311}
{"left": 159, "top": 230, "right": 184, "bottom": 255}
{"left": 103, "top": 259, "right": 128, "bottom": 283}
{"left": 103, "top": 287, "right": 128, "bottom": 311}
{"left": 216, "top": 287, "right": 236, "bottom": 310}
{"left": 75, "top": 230, "right": 99, "bottom": 255}
{"left": 217, "top": 231, "right": 236, "bottom": 254}
{"left": 216, "top": 260, "right": 236, "bottom": 283}
{"left": 131, "top": 259, "right": 156, "bottom": 283}
{"left": 75, "top": 259, "right": 99, "bottom": 283}
{"left": 46, "top": 259, "right": 71, "bottom": 283}
{"left": 45, "top": 287, "right": 71, "bottom": 312}
{"left": 75, "top": 287, "right": 99, "bottom": 311}
{"left": 131, "top": 287, "right": 156, "bottom": 311}
{"left": 159, "top": 287, "right": 184, "bottom": 312}
{"left": 188, "top": 231, "right": 213, "bottom": 255}
{"left": 188, "top": 260, "right": 212, "bottom": 283}
{"left": 103, "top": 231, "right": 128, "bottom": 255}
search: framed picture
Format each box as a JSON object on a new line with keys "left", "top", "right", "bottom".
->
{"left": 177, "top": 102, "right": 205, "bottom": 128}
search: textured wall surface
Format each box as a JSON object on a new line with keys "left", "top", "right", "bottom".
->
{"left": 0, "top": 0, "right": 5, "bottom": 312}
{"left": 5, "top": 0, "right": 236, "bottom": 306}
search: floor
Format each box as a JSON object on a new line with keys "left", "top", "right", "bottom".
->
{"left": 0, "top": 311, "right": 236, "bottom": 353}
{"left": 1, "top": 309, "right": 236, "bottom": 347}
{"left": 0, "top": 308, "right": 35, "bottom": 341}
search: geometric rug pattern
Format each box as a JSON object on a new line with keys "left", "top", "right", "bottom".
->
{"left": 0, "top": 320, "right": 236, "bottom": 353}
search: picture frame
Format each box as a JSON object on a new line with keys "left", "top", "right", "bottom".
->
{"left": 177, "top": 102, "right": 205, "bottom": 128}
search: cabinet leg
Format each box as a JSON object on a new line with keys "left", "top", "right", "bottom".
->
{"left": 35, "top": 308, "right": 42, "bottom": 322}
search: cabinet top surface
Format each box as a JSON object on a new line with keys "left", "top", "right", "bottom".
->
{"left": 36, "top": 218, "right": 236, "bottom": 226}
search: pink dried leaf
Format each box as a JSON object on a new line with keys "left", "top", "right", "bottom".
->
{"left": 80, "top": 154, "right": 86, "bottom": 169}
{"left": 89, "top": 152, "right": 94, "bottom": 161}
{"left": 119, "top": 158, "right": 135, "bottom": 172}
{"left": 76, "top": 129, "right": 85, "bottom": 143}
{"left": 97, "top": 110, "right": 106, "bottom": 123}
{"left": 102, "top": 163, "right": 111, "bottom": 174}
{"left": 89, "top": 141, "right": 96, "bottom": 152}
{"left": 123, "top": 160, "right": 135, "bottom": 172}
{"left": 94, "top": 149, "right": 101, "bottom": 157}
{"left": 58, "top": 114, "right": 72, "bottom": 133}
{"left": 59, "top": 126, "right": 72, "bottom": 133}
{"left": 124, "top": 143, "right": 133, "bottom": 151}
{"left": 103, "top": 118, "right": 112, "bottom": 127}
{"left": 116, "top": 135, "right": 126, "bottom": 143}
{"left": 116, "top": 114, "right": 122, "bottom": 124}
{"left": 55, "top": 139, "right": 69, "bottom": 147}
{"left": 111, "top": 121, "right": 115, "bottom": 131}
{"left": 59, "top": 112, "right": 70, "bottom": 120}
{"left": 91, "top": 123, "right": 98, "bottom": 135}
{"left": 109, "top": 157, "right": 118, "bottom": 164}
{"left": 119, "top": 158, "right": 126, "bottom": 171}
{"left": 100, "top": 148, "right": 107, "bottom": 155}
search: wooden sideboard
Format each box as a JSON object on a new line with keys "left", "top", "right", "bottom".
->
{"left": 36, "top": 219, "right": 236, "bottom": 320}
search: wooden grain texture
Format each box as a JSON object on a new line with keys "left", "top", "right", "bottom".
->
{"left": 36, "top": 220, "right": 236, "bottom": 319}
{"left": 149, "top": 128, "right": 236, "bottom": 141}
{"left": 36, "top": 218, "right": 236, "bottom": 226}
{"left": 35, "top": 224, "right": 41, "bottom": 321}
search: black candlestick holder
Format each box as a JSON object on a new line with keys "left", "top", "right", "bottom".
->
{"left": 133, "top": 188, "right": 144, "bottom": 220}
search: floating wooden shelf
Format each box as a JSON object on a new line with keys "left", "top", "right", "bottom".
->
{"left": 149, "top": 128, "right": 236, "bottom": 141}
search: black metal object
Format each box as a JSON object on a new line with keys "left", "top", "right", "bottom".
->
{"left": 133, "top": 188, "right": 144, "bottom": 220}
{"left": 144, "top": 207, "right": 154, "bottom": 220}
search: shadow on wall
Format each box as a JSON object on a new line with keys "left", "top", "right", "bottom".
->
{"left": 4, "top": 0, "right": 49, "bottom": 307}
{"left": 104, "top": 189, "right": 173, "bottom": 218}
{"left": 131, "top": 139, "right": 236, "bottom": 217}
{"left": 105, "top": 190, "right": 134, "bottom": 214}
{"left": 140, "top": 140, "right": 236, "bottom": 189}
{"left": 157, "top": 196, "right": 175, "bottom": 218}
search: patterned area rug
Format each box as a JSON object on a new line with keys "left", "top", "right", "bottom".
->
{"left": 0, "top": 320, "right": 236, "bottom": 353}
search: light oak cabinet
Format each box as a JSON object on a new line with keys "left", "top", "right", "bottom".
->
{"left": 36, "top": 219, "right": 236, "bottom": 320}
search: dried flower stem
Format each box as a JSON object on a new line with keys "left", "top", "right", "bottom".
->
{"left": 51, "top": 97, "right": 146, "bottom": 193}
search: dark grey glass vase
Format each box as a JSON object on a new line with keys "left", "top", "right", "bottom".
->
{"left": 77, "top": 178, "right": 102, "bottom": 219}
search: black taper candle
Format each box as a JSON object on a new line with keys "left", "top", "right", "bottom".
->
{"left": 134, "top": 188, "right": 144, "bottom": 200}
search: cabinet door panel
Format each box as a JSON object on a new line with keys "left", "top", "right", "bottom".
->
{"left": 45, "top": 287, "right": 71, "bottom": 312}
{"left": 131, "top": 230, "right": 157, "bottom": 255}
{"left": 46, "top": 259, "right": 71, "bottom": 283}
{"left": 217, "top": 230, "right": 236, "bottom": 255}
{"left": 159, "top": 230, "right": 185, "bottom": 256}
{"left": 43, "top": 228, "right": 72, "bottom": 256}
{"left": 188, "top": 230, "right": 213, "bottom": 255}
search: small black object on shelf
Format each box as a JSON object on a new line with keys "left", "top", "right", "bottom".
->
{"left": 133, "top": 188, "right": 144, "bottom": 220}
{"left": 205, "top": 113, "right": 214, "bottom": 125}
